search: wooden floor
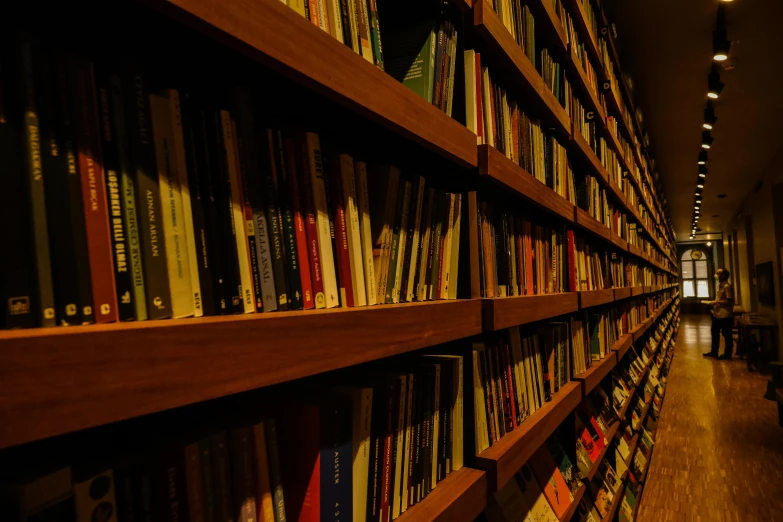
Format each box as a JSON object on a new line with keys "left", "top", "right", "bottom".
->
{"left": 637, "top": 314, "right": 783, "bottom": 522}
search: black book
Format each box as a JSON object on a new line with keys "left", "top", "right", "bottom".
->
{"left": 398, "top": 176, "right": 419, "bottom": 302}
{"left": 15, "top": 35, "right": 56, "bottom": 327}
{"left": 272, "top": 130, "right": 303, "bottom": 310}
{"left": 123, "top": 63, "right": 171, "bottom": 319}
{"left": 0, "top": 53, "right": 36, "bottom": 329}
{"left": 366, "top": 380, "right": 387, "bottom": 522}
{"left": 258, "top": 127, "right": 289, "bottom": 311}
{"left": 38, "top": 50, "right": 90, "bottom": 326}
{"left": 180, "top": 94, "right": 216, "bottom": 316}
{"left": 95, "top": 68, "right": 135, "bottom": 321}
{"left": 205, "top": 109, "right": 241, "bottom": 314}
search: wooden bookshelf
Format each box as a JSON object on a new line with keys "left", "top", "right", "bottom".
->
{"left": 628, "top": 243, "right": 642, "bottom": 257}
{"left": 482, "top": 293, "right": 579, "bottom": 331}
{"left": 574, "top": 207, "right": 610, "bottom": 240}
{"left": 574, "top": 352, "right": 617, "bottom": 396}
{"left": 568, "top": 45, "right": 606, "bottom": 124}
{"left": 579, "top": 289, "right": 615, "bottom": 309}
{"left": 614, "top": 287, "right": 632, "bottom": 300}
{"left": 476, "top": 381, "right": 582, "bottom": 491}
{"left": 572, "top": 128, "right": 609, "bottom": 184}
{"left": 561, "top": 484, "right": 588, "bottom": 522}
{"left": 631, "top": 286, "right": 645, "bottom": 296}
{"left": 395, "top": 467, "right": 488, "bottom": 522}
{"left": 160, "top": 0, "right": 479, "bottom": 167}
{"left": 586, "top": 422, "right": 621, "bottom": 481}
{"left": 612, "top": 333, "right": 634, "bottom": 360}
{"left": 607, "top": 179, "right": 626, "bottom": 206}
{"left": 0, "top": 299, "right": 481, "bottom": 448}
{"left": 473, "top": 1, "right": 571, "bottom": 136}
{"left": 478, "top": 145, "right": 575, "bottom": 222}
{"left": 566, "top": 0, "right": 602, "bottom": 68}
{"left": 610, "top": 231, "right": 627, "bottom": 251}
{"left": 532, "top": 0, "right": 569, "bottom": 53}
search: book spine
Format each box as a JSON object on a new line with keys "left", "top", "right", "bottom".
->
{"left": 262, "top": 129, "right": 290, "bottom": 311}
{"left": 298, "top": 136, "right": 326, "bottom": 309}
{"left": 221, "top": 111, "right": 255, "bottom": 314}
{"left": 71, "top": 57, "right": 117, "bottom": 323}
{"left": 198, "top": 437, "right": 218, "bottom": 522}
{"left": 150, "top": 93, "right": 195, "bottom": 319}
{"left": 265, "top": 420, "right": 288, "bottom": 522}
{"left": 253, "top": 423, "right": 277, "bottom": 522}
{"left": 211, "top": 432, "right": 234, "bottom": 522}
{"left": 286, "top": 137, "right": 315, "bottom": 310}
{"left": 274, "top": 130, "right": 304, "bottom": 310}
{"left": 184, "top": 442, "right": 205, "bottom": 522}
{"left": 366, "top": 0, "right": 384, "bottom": 69}
{"left": 109, "top": 75, "right": 147, "bottom": 320}
{"left": 392, "top": 181, "right": 411, "bottom": 304}
{"left": 340, "top": 154, "right": 367, "bottom": 306}
{"left": 356, "top": 0, "right": 374, "bottom": 64}
{"left": 125, "top": 65, "right": 171, "bottom": 319}
{"left": 168, "top": 90, "right": 203, "bottom": 316}
{"left": 305, "top": 132, "right": 339, "bottom": 308}
{"left": 320, "top": 396, "right": 354, "bottom": 522}
{"left": 181, "top": 98, "right": 216, "bottom": 316}
{"left": 231, "top": 427, "right": 258, "bottom": 522}
{"left": 97, "top": 78, "right": 135, "bottom": 321}
{"left": 328, "top": 157, "right": 354, "bottom": 307}
{"left": 384, "top": 180, "right": 405, "bottom": 304}
{"left": 354, "top": 161, "right": 376, "bottom": 306}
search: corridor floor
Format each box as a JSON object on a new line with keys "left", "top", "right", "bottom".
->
{"left": 637, "top": 314, "right": 783, "bottom": 522}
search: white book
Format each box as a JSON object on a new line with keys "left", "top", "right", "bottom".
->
{"left": 165, "top": 89, "right": 202, "bottom": 317}
{"left": 305, "top": 132, "right": 339, "bottom": 308}
{"left": 339, "top": 155, "right": 367, "bottom": 306}
{"left": 464, "top": 50, "right": 477, "bottom": 139}
{"left": 343, "top": 386, "right": 372, "bottom": 522}
{"left": 392, "top": 181, "right": 411, "bottom": 304}
{"left": 328, "top": 0, "right": 344, "bottom": 43}
{"left": 220, "top": 111, "right": 255, "bottom": 314}
{"left": 354, "top": 161, "right": 377, "bottom": 305}
{"left": 405, "top": 176, "right": 426, "bottom": 302}
{"left": 439, "top": 194, "right": 455, "bottom": 299}
{"left": 482, "top": 67, "right": 494, "bottom": 148}
{"left": 149, "top": 93, "right": 194, "bottom": 319}
{"left": 416, "top": 189, "right": 436, "bottom": 301}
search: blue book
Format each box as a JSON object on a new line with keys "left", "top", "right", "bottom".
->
{"left": 320, "top": 395, "right": 353, "bottom": 522}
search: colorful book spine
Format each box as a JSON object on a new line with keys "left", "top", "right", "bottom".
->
{"left": 274, "top": 130, "right": 304, "bottom": 310}
{"left": 354, "top": 161, "right": 377, "bottom": 306}
{"left": 287, "top": 137, "right": 315, "bottom": 310}
{"left": 262, "top": 129, "right": 289, "bottom": 311}
{"left": 340, "top": 154, "right": 367, "bottom": 306}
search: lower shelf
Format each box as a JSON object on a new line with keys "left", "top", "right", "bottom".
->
{"left": 396, "top": 467, "right": 488, "bottom": 522}
{"left": 0, "top": 299, "right": 481, "bottom": 449}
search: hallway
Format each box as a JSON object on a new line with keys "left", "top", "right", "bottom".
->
{"left": 637, "top": 314, "right": 783, "bottom": 522}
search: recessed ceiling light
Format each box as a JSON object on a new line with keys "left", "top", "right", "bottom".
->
{"left": 708, "top": 68, "right": 724, "bottom": 99}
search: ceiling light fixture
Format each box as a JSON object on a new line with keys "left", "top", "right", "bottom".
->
{"left": 702, "top": 131, "right": 714, "bottom": 149}
{"left": 703, "top": 104, "right": 718, "bottom": 130}
{"left": 713, "top": 27, "right": 730, "bottom": 62}
{"left": 698, "top": 150, "right": 708, "bottom": 165}
{"left": 697, "top": 183, "right": 704, "bottom": 188}
{"left": 708, "top": 68, "right": 724, "bottom": 99}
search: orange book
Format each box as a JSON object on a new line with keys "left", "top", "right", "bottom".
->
{"left": 528, "top": 445, "right": 573, "bottom": 518}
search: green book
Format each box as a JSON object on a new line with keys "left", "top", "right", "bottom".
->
{"left": 384, "top": 22, "right": 437, "bottom": 103}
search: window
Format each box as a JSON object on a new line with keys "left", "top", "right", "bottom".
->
{"left": 681, "top": 249, "right": 711, "bottom": 299}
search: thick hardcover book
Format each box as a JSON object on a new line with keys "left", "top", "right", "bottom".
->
{"left": 305, "top": 132, "right": 339, "bottom": 308}
{"left": 38, "top": 51, "right": 87, "bottom": 325}
{"left": 320, "top": 394, "right": 354, "bottom": 522}
{"left": 95, "top": 71, "right": 135, "bottom": 321}
{"left": 0, "top": 54, "right": 37, "bottom": 328}
{"left": 296, "top": 135, "right": 325, "bottom": 309}
{"left": 70, "top": 56, "right": 117, "bottom": 324}
{"left": 109, "top": 74, "right": 146, "bottom": 321}
{"left": 221, "top": 111, "right": 255, "bottom": 314}
{"left": 260, "top": 128, "right": 289, "bottom": 311}
{"left": 400, "top": 176, "right": 424, "bottom": 302}
{"left": 123, "top": 63, "right": 171, "bottom": 319}
{"left": 205, "top": 110, "right": 241, "bottom": 313}
{"left": 285, "top": 136, "right": 314, "bottom": 310}
{"left": 273, "top": 130, "right": 304, "bottom": 310}
{"left": 180, "top": 97, "right": 217, "bottom": 316}
{"left": 14, "top": 37, "right": 57, "bottom": 328}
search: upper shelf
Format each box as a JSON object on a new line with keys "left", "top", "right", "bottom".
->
{"left": 159, "top": 0, "right": 479, "bottom": 167}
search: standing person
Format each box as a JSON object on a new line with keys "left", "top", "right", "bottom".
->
{"left": 703, "top": 268, "right": 735, "bottom": 359}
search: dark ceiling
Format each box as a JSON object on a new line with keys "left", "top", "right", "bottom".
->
{"left": 605, "top": 0, "right": 783, "bottom": 241}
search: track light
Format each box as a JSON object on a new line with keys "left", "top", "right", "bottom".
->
{"left": 702, "top": 131, "right": 714, "bottom": 149}
{"left": 697, "top": 183, "right": 704, "bottom": 189}
{"left": 708, "top": 68, "right": 724, "bottom": 99}
{"left": 699, "top": 164, "right": 708, "bottom": 177}
{"left": 713, "top": 29, "right": 730, "bottom": 62}
{"left": 703, "top": 104, "right": 718, "bottom": 130}
{"left": 698, "top": 150, "right": 708, "bottom": 165}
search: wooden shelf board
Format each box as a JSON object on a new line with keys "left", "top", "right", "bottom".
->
{"left": 0, "top": 299, "right": 481, "bottom": 448}
{"left": 586, "top": 421, "right": 621, "bottom": 481}
{"left": 473, "top": 1, "right": 570, "bottom": 137}
{"left": 479, "top": 145, "right": 575, "bottom": 223}
{"left": 533, "top": 0, "right": 569, "bottom": 53}
{"left": 568, "top": 0, "right": 602, "bottom": 68}
{"left": 631, "top": 286, "right": 645, "bottom": 296}
{"left": 482, "top": 293, "right": 579, "bottom": 331}
{"left": 396, "top": 467, "right": 488, "bottom": 522}
{"left": 608, "top": 179, "right": 626, "bottom": 206}
{"left": 613, "top": 287, "right": 631, "bottom": 301}
{"left": 578, "top": 288, "right": 615, "bottom": 309}
{"left": 601, "top": 468, "right": 630, "bottom": 522}
{"left": 627, "top": 243, "right": 641, "bottom": 257}
{"left": 610, "top": 231, "right": 627, "bottom": 251}
{"left": 574, "top": 207, "right": 610, "bottom": 241}
{"left": 568, "top": 45, "right": 605, "bottom": 124}
{"left": 612, "top": 333, "right": 633, "bottom": 360}
{"left": 560, "top": 483, "right": 588, "bottom": 522}
{"left": 632, "top": 318, "right": 652, "bottom": 342}
{"left": 476, "top": 381, "right": 583, "bottom": 491}
{"left": 574, "top": 352, "right": 617, "bottom": 396}
{"left": 161, "top": 0, "right": 478, "bottom": 167}
{"left": 572, "top": 128, "right": 608, "bottom": 184}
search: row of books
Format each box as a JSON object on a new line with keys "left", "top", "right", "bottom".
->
{"left": 3, "top": 354, "right": 464, "bottom": 522}
{"left": 467, "top": 193, "right": 569, "bottom": 298}
{"left": 0, "top": 37, "right": 463, "bottom": 330}
{"left": 539, "top": 49, "right": 570, "bottom": 109}
{"left": 491, "top": 0, "right": 536, "bottom": 65}
{"left": 464, "top": 55, "right": 577, "bottom": 203}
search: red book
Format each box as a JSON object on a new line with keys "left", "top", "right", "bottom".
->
{"left": 566, "top": 229, "right": 577, "bottom": 292}
{"left": 380, "top": 378, "right": 399, "bottom": 522}
{"left": 475, "top": 53, "right": 483, "bottom": 143}
{"left": 279, "top": 403, "right": 320, "bottom": 522}
{"left": 297, "top": 136, "right": 325, "bottom": 309}
{"left": 286, "top": 137, "right": 314, "bottom": 310}
{"left": 528, "top": 445, "right": 572, "bottom": 518}
{"left": 71, "top": 58, "right": 117, "bottom": 323}
{"left": 327, "top": 157, "right": 354, "bottom": 307}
